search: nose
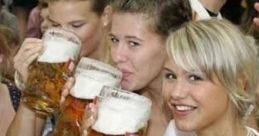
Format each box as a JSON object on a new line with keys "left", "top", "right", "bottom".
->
{"left": 111, "top": 43, "right": 128, "bottom": 64}
{"left": 170, "top": 80, "right": 188, "bottom": 100}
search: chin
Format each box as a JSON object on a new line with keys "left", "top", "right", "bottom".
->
{"left": 175, "top": 120, "right": 195, "bottom": 132}
{"left": 121, "top": 81, "right": 140, "bottom": 92}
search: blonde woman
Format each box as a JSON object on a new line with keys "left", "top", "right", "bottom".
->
{"left": 163, "top": 19, "right": 258, "bottom": 136}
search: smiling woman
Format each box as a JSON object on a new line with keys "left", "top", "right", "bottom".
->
{"left": 163, "top": 19, "right": 259, "bottom": 136}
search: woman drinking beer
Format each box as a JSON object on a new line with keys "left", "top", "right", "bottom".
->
{"left": 78, "top": 0, "right": 192, "bottom": 135}
{"left": 7, "top": 0, "right": 112, "bottom": 135}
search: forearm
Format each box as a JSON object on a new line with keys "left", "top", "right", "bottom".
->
{"left": 6, "top": 102, "right": 46, "bottom": 136}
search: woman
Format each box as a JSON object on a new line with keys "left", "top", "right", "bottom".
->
{"left": 7, "top": 0, "right": 112, "bottom": 135}
{"left": 106, "top": 0, "right": 191, "bottom": 135}
{"left": 162, "top": 19, "right": 259, "bottom": 136}
{"left": 0, "top": 25, "right": 20, "bottom": 136}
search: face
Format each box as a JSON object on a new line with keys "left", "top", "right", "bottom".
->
{"left": 110, "top": 13, "right": 167, "bottom": 91}
{"left": 48, "top": 1, "right": 105, "bottom": 57}
{"left": 162, "top": 57, "right": 231, "bottom": 132}
{"left": 40, "top": 7, "right": 51, "bottom": 33}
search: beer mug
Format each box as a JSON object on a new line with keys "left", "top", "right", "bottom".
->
{"left": 22, "top": 28, "right": 81, "bottom": 115}
{"left": 52, "top": 57, "right": 122, "bottom": 136}
{"left": 89, "top": 86, "right": 152, "bottom": 136}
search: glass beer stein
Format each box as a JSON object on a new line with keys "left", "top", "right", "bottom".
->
{"left": 89, "top": 86, "right": 152, "bottom": 136}
{"left": 22, "top": 28, "right": 81, "bottom": 115}
{"left": 52, "top": 57, "right": 122, "bottom": 136}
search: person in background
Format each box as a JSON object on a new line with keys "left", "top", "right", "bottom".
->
{"left": 253, "top": 2, "right": 259, "bottom": 27}
{"left": 221, "top": 0, "right": 244, "bottom": 24}
{"left": 188, "top": 0, "right": 226, "bottom": 20}
{"left": 7, "top": 0, "right": 113, "bottom": 135}
{"left": 11, "top": 0, "right": 38, "bottom": 40}
{"left": 0, "top": 0, "right": 19, "bottom": 40}
{"left": 0, "top": 25, "right": 20, "bottom": 136}
{"left": 27, "top": 0, "right": 50, "bottom": 38}
{"left": 163, "top": 19, "right": 258, "bottom": 136}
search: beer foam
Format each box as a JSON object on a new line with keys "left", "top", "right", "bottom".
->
{"left": 70, "top": 57, "right": 122, "bottom": 99}
{"left": 92, "top": 87, "right": 152, "bottom": 135}
{"left": 38, "top": 28, "right": 81, "bottom": 63}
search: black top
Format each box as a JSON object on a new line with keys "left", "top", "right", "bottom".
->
{"left": 2, "top": 80, "right": 21, "bottom": 111}
{"left": 206, "top": 8, "right": 218, "bottom": 17}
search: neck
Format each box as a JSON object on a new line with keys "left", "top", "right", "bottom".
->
{"left": 88, "top": 35, "right": 109, "bottom": 63}
{"left": 141, "top": 74, "right": 171, "bottom": 136}
{"left": 199, "top": 0, "right": 226, "bottom": 13}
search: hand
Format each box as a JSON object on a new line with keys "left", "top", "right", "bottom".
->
{"left": 125, "top": 132, "right": 140, "bottom": 136}
{"left": 81, "top": 98, "right": 98, "bottom": 136}
{"left": 13, "top": 38, "right": 43, "bottom": 84}
{"left": 253, "top": 2, "right": 259, "bottom": 27}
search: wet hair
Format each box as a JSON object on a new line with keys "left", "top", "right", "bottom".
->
{"left": 110, "top": 0, "right": 192, "bottom": 39}
{"left": 166, "top": 18, "right": 258, "bottom": 118}
{"left": 47, "top": 0, "right": 110, "bottom": 16}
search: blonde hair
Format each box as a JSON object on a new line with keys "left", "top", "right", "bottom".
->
{"left": 166, "top": 19, "right": 258, "bottom": 118}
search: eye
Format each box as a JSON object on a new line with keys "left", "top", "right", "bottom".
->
{"left": 164, "top": 73, "right": 176, "bottom": 80}
{"left": 189, "top": 74, "right": 203, "bottom": 81}
{"left": 71, "top": 23, "right": 84, "bottom": 28}
{"left": 52, "top": 23, "right": 60, "bottom": 27}
{"left": 110, "top": 36, "right": 119, "bottom": 44}
{"left": 128, "top": 41, "right": 140, "bottom": 48}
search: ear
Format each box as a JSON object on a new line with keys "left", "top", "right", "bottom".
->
{"left": 101, "top": 5, "right": 112, "bottom": 28}
{"left": 238, "top": 73, "right": 248, "bottom": 91}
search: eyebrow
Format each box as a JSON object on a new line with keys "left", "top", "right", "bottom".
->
{"left": 47, "top": 16, "right": 56, "bottom": 24}
{"left": 47, "top": 16, "right": 85, "bottom": 25}
{"left": 108, "top": 33, "right": 144, "bottom": 42}
{"left": 163, "top": 67, "right": 173, "bottom": 72}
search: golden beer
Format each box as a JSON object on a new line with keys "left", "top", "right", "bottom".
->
{"left": 52, "top": 57, "right": 122, "bottom": 136}
{"left": 52, "top": 95, "right": 93, "bottom": 136}
{"left": 22, "top": 61, "right": 73, "bottom": 114}
{"left": 22, "top": 28, "right": 81, "bottom": 115}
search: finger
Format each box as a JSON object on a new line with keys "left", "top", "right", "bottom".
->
{"left": 15, "top": 42, "right": 42, "bottom": 64}
{"left": 125, "top": 132, "right": 137, "bottom": 136}
{"left": 19, "top": 38, "right": 42, "bottom": 51}
{"left": 60, "top": 88, "right": 69, "bottom": 104}
{"left": 14, "top": 42, "right": 42, "bottom": 70}
{"left": 60, "top": 77, "right": 75, "bottom": 104}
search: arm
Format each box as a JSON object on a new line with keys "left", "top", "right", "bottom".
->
{"left": 6, "top": 38, "right": 44, "bottom": 136}
{"left": 6, "top": 102, "right": 46, "bottom": 136}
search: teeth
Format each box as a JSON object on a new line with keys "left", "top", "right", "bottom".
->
{"left": 175, "top": 105, "right": 194, "bottom": 111}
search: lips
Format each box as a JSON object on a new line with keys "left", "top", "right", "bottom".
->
{"left": 120, "top": 69, "right": 132, "bottom": 80}
{"left": 169, "top": 102, "right": 197, "bottom": 117}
